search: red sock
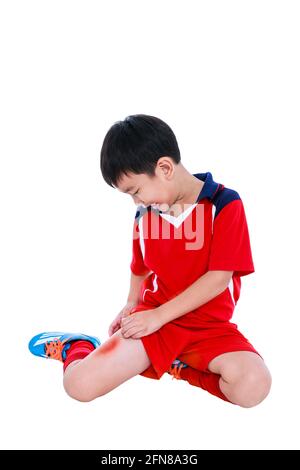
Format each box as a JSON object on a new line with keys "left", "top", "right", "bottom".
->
{"left": 179, "top": 366, "right": 231, "bottom": 403}
{"left": 63, "top": 340, "right": 95, "bottom": 372}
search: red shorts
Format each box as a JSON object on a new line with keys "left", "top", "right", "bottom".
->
{"left": 130, "top": 303, "right": 261, "bottom": 380}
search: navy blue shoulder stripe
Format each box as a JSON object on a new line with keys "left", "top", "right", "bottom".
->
{"left": 133, "top": 186, "right": 241, "bottom": 222}
{"left": 212, "top": 186, "right": 241, "bottom": 219}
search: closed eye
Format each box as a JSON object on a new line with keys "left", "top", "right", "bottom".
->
{"left": 133, "top": 189, "right": 139, "bottom": 195}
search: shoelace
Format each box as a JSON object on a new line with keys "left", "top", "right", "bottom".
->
{"left": 45, "top": 338, "right": 68, "bottom": 361}
{"left": 168, "top": 362, "right": 185, "bottom": 380}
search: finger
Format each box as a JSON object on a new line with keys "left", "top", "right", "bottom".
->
{"left": 121, "top": 324, "right": 135, "bottom": 337}
{"left": 111, "top": 321, "right": 120, "bottom": 333}
{"left": 121, "top": 320, "right": 135, "bottom": 334}
{"left": 121, "top": 325, "right": 130, "bottom": 336}
{"left": 131, "top": 333, "right": 144, "bottom": 339}
{"left": 122, "top": 325, "right": 143, "bottom": 338}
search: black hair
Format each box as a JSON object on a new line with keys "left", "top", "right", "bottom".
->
{"left": 100, "top": 114, "right": 181, "bottom": 188}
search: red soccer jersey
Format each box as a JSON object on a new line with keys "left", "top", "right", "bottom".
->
{"left": 130, "top": 172, "right": 254, "bottom": 323}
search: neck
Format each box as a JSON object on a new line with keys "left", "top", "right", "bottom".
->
{"left": 168, "top": 171, "right": 204, "bottom": 216}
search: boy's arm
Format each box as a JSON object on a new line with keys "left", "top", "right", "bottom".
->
{"left": 127, "top": 270, "right": 152, "bottom": 304}
{"left": 156, "top": 197, "right": 254, "bottom": 324}
{"left": 156, "top": 270, "right": 233, "bottom": 325}
{"left": 128, "top": 208, "right": 151, "bottom": 304}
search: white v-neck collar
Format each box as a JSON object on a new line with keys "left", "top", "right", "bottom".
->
{"left": 159, "top": 203, "right": 198, "bottom": 228}
{"left": 135, "top": 172, "right": 222, "bottom": 229}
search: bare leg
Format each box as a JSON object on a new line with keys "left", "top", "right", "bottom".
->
{"left": 208, "top": 351, "right": 272, "bottom": 408}
{"left": 63, "top": 330, "right": 151, "bottom": 402}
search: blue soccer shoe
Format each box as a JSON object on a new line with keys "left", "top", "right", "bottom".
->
{"left": 28, "top": 331, "right": 101, "bottom": 362}
{"left": 168, "top": 359, "right": 188, "bottom": 380}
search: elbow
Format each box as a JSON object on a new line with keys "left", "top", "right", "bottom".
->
{"left": 223, "top": 270, "right": 234, "bottom": 286}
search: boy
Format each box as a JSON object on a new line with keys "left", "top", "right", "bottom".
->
{"left": 28, "top": 114, "right": 271, "bottom": 407}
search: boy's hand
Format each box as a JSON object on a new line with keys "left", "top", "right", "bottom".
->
{"left": 108, "top": 301, "right": 138, "bottom": 337}
{"left": 120, "top": 308, "right": 163, "bottom": 339}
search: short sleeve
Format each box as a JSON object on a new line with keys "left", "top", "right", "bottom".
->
{"left": 130, "top": 217, "right": 150, "bottom": 276}
{"left": 208, "top": 199, "right": 255, "bottom": 277}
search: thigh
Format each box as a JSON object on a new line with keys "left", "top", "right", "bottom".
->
{"left": 208, "top": 350, "right": 265, "bottom": 380}
{"left": 129, "top": 303, "right": 192, "bottom": 380}
{"left": 64, "top": 329, "right": 151, "bottom": 398}
{"left": 177, "top": 325, "right": 261, "bottom": 373}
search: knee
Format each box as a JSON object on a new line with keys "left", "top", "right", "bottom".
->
{"left": 63, "top": 374, "right": 97, "bottom": 403}
{"left": 234, "top": 367, "right": 272, "bottom": 408}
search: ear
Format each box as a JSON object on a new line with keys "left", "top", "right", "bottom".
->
{"left": 156, "top": 157, "right": 174, "bottom": 179}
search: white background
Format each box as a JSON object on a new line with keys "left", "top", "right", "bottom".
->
{"left": 0, "top": 0, "right": 299, "bottom": 450}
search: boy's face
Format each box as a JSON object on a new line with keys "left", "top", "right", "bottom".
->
{"left": 115, "top": 160, "right": 176, "bottom": 213}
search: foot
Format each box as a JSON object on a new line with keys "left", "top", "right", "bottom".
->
{"left": 168, "top": 359, "right": 188, "bottom": 380}
{"left": 28, "top": 331, "right": 101, "bottom": 362}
